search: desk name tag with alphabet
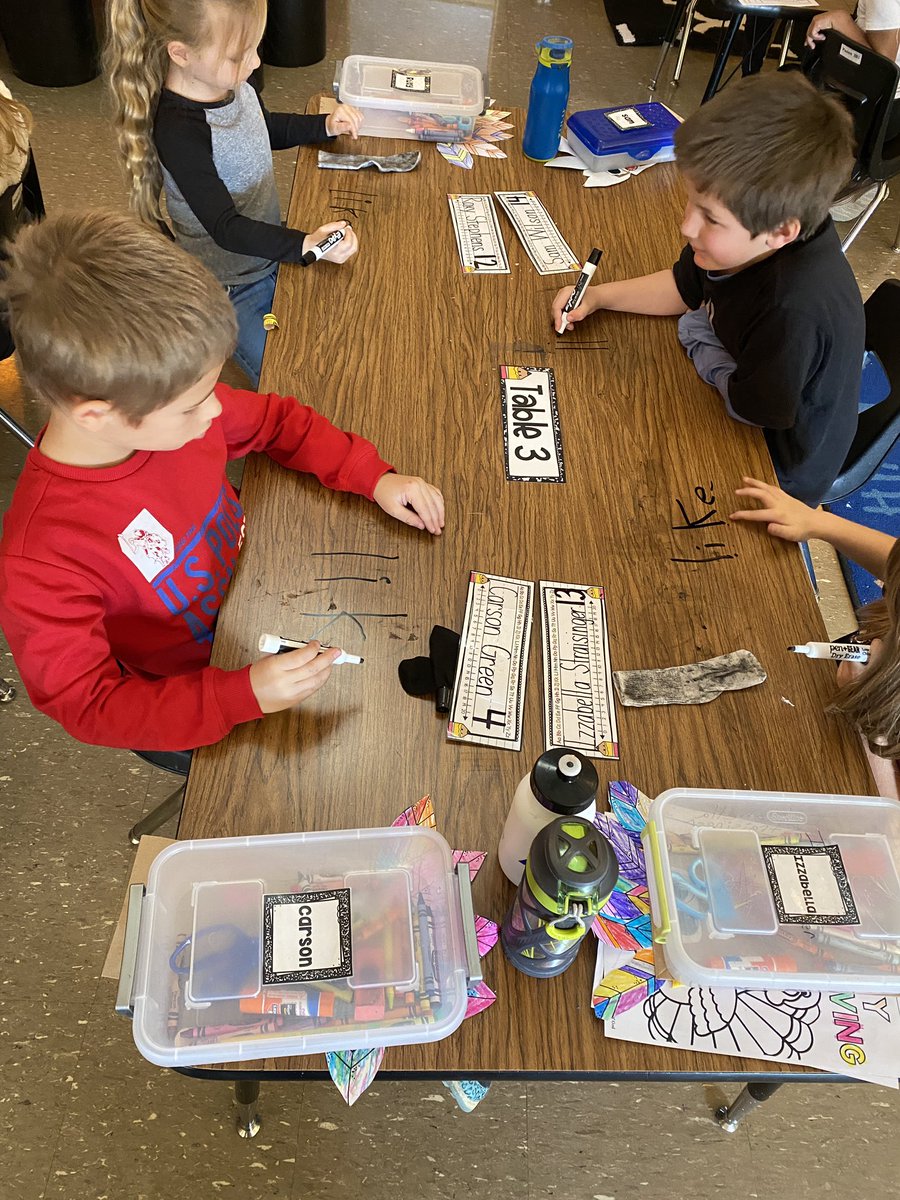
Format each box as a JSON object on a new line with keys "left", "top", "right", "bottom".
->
{"left": 540, "top": 582, "right": 620, "bottom": 759}
{"left": 499, "top": 365, "right": 565, "bottom": 483}
{"left": 263, "top": 889, "right": 353, "bottom": 984}
{"left": 494, "top": 191, "right": 579, "bottom": 275}
{"left": 448, "top": 571, "right": 534, "bottom": 751}
{"left": 448, "top": 194, "right": 510, "bottom": 274}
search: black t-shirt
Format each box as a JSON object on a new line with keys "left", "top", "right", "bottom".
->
{"left": 672, "top": 219, "right": 864, "bottom": 506}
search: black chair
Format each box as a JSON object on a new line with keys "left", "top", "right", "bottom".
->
{"left": 823, "top": 279, "right": 900, "bottom": 504}
{"left": 650, "top": 0, "right": 809, "bottom": 99}
{"left": 1, "top": 148, "right": 43, "bottom": 446}
{"left": 802, "top": 29, "right": 900, "bottom": 251}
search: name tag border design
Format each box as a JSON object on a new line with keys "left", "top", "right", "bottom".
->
{"left": 499, "top": 365, "right": 565, "bottom": 484}
{"left": 494, "top": 190, "right": 580, "bottom": 276}
{"left": 447, "top": 193, "right": 511, "bottom": 274}
{"left": 262, "top": 888, "right": 353, "bottom": 984}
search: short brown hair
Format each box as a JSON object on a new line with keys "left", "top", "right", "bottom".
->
{"left": 0, "top": 209, "right": 236, "bottom": 420}
{"left": 675, "top": 73, "right": 855, "bottom": 238}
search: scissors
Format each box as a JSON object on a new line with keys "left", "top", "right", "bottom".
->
{"left": 672, "top": 860, "right": 709, "bottom": 922}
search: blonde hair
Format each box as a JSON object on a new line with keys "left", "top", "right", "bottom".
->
{"left": 828, "top": 540, "right": 900, "bottom": 758}
{"left": 675, "top": 74, "right": 855, "bottom": 239}
{"left": 0, "top": 92, "right": 32, "bottom": 169}
{"left": 103, "top": 0, "right": 266, "bottom": 225}
{"left": 0, "top": 209, "right": 237, "bottom": 420}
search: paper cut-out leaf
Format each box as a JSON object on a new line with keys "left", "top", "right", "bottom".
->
{"left": 475, "top": 914, "right": 498, "bottom": 957}
{"left": 392, "top": 794, "right": 435, "bottom": 828}
{"left": 325, "top": 1046, "right": 386, "bottom": 1105}
{"left": 470, "top": 142, "right": 507, "bottom": 159}
{"left": 465, "top": 980, "right": 497, "bottom": 1018}
{"left": 436, "top": 142, "right": 474, "bottom": 169}
{"left": 453, "top": 849, "right": 487, "bottom": 881}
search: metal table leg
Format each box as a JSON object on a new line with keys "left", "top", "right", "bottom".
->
{"left": 715, "top": 1080, "right": 786, "bottom": 1132}
{"left": 650, "top": 0, "right": 690, "bottom": 91}
{"left": 234, "top": 1079, "right": 261, "bottom": 1138}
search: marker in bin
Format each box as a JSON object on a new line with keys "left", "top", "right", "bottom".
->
{"left": 258, "top": 633, "right": 364, "bottom": 665}
{"left": 557, "top": 248, "right": 603, "bottom": 334}
{"left": 300, "top": 228, "right": 346, "bottom": 265}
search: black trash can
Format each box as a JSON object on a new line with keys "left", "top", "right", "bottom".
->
{"left": 262, "top": 0, "right": 326, "bottom": 68}
{"left": 0, "top": 0, "right": 99, "bottom": 87}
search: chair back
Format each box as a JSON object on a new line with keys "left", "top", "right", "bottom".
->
{"left": 823, "top": 280, "right": 900, "bottom": 504}
{"left": 803, "top": 30, "right": 900, "bottom": 181}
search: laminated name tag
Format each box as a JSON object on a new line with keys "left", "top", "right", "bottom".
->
{"left": 262, "top": 889, "right": 353, "bottom": 984}
{"left": 392, "top": 68, "right": 431, "bottom": 92}
{"left": 448, "top": 194, "right": 510, "bottom": 273}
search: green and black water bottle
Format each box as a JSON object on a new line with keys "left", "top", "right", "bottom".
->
{"left": 501, "top": 816, "right": 618, "bottom": 978}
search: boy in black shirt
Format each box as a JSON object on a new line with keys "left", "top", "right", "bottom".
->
{"left": 552, "top": 74, "right": 862, "bottom": 506}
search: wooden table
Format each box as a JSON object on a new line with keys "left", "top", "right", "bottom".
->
{"left": 180, "top": 105, "right": 873, "bottom": 1092}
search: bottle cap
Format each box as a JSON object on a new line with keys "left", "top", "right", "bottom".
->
{"left": 525, "top": 817, "right": 618, "bottom": 917}
{"left": 530, "top": 747, "right": 598, "bottom": 814}
{"left": 536, "top": 35, "right": 574, "bottom": 66}
{"left": 259, "top": 633, "right": 282, "bottom": 654}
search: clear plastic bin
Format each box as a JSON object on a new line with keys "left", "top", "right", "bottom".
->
{"left": 644, "top": 788, "right": 900, "bottom": 993}
{"left": 119, "top": 826, "right": 479, "bottom": 1067}
{"left": 335, "top": 55, "right": 484, "bottom": 142}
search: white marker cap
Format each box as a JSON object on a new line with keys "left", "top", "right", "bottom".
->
{"left": 258, "top": 633, "right": 282, "bottom": 654}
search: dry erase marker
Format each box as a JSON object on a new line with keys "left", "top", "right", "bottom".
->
{"left": 558, "top": 247, "right": 603, "bottom": 334}
{"left": 300, "top": 228, "right": 345, "bottom": 265}
{"left": 789, "top": 641, "right": 869, "bottom": 663}
{"left": 258, "top": 633, "right": 364, "bottom": 665}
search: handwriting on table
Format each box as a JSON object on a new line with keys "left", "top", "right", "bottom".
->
{"left": 670, "top": 484, "right": 735, "bottom": 565}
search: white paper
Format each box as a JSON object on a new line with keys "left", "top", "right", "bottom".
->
{"left": 447, "top": 194, "right": 510, "bottom": 274}
{"left": 494, "top": 191, "right": 579, "bottom": 275}
{"left": 499, "top": 366, "right": 564, "bottom": 483}
{"left": 540, "top": 582, "right": 619, "bottom": 759}
{"left": 448, "top": 572, "right": 534, "bottom": 750}
{"left": 607, "top": 983, "right": 900, "bottom": 1088}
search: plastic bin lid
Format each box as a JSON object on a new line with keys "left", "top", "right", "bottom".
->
{"left": 338, "top": 55, "right": 484, "bottom": 114}
{"left": 644, "top": 788, "right": 900, "bottom": 993}
{"left": 567, "top": 103, "right": 681, "bottom": 156}
{"left": 130, "top": 826, "right": 470, "bottom": 1067}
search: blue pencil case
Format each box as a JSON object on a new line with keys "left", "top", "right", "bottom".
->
{"left": 566, "top": 103, "right": 682, "bottom": 172}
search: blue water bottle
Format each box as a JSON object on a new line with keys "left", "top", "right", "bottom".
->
{"left": 522, "top": 35, "right": 574, "bottom": 162}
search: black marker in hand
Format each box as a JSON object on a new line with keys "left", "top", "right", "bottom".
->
{"left": 558, "top": 247, "right": 603, "bottom": 335}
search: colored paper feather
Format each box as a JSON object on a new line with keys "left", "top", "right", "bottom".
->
{"left": 325, "top": 1047, "right": 386, "bottom": 1105}
{"left": 470, "top": 142, "right": 507, "bottom": 159}
{"left": 392, "top": 794, "right": 435, "bottom": 829}
{"left": 466, "top": 980, "right": 497, "bottom": 1018}
{"left": 475, "top": 915, "right": 498, "bottom": 957}
{"left": 592, "top": 946, "right": 663, "bottom": 1019}
{"left": 453, "top": 849, "right": 486, "bottom": 881}
{"left": 437, "top": 142, "right": 474, "bottom": 169}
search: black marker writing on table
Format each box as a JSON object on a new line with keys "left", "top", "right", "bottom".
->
{"left": 558, "top": 248, "right": 603, "bottom": 335}
{"left": 300, "top": 228, "right": 346, "bottom": 266}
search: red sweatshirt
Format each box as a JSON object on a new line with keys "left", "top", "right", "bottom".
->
{"left": 0, "top": 384, "right": 392, "bottom": 750}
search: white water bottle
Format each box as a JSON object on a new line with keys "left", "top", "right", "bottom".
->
{"left": 498, "top": 748, "right": 598, "bottom": 884}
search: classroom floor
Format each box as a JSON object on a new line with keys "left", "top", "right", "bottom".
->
{"left": 2, "top": 2, "right": 899, "bottom": 1198}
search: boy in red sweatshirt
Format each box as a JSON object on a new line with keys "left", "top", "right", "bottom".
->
{"left": 0, "top": 210, "right": 444, "bottom": 751}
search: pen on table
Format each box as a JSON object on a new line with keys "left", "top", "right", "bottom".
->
{"left": 557, "top": 247, "right": 603, "bottom": 335}
{"left": 789, "top": 641, "right": 870, "bottom": 663}
{"left": 300, "top": 227, "right": 345, "bottom": 266}
{"left": 258, "top": 633, "right": 364, "bottom": 665}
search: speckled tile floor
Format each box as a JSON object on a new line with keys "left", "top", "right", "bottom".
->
{"left": 1, "top": 2, "right": 899, "bottom": 1197}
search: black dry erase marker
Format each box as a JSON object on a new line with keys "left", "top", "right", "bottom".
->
{"left": 300, "top": 228, "right": 346, "bottom": 266}
{"left": 258, "top": 633, "right": 363, "bottom": 665}
{"left": 558, "top": 247, "right": 603, "bottom": 335}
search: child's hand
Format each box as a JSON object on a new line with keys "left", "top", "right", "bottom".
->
{"left": 836, "top": 638, "right": 882, "bottom": 688}
{"left": 373, "top": 474, "right": 445, "bottom": 535}
{"left": 303, "top": 221, "right": 359, "bottom": 263}
{"left": 805, "top": 12, "right": 838, "bottom": 47}
{"left": 730, "top": 477, "right": 817, "bottom": 542}
{"left": 729, "top": 477, "right": 821, "bottom": 543}
{"left": 326, "top": 104, "right": 363, "bottom": 139}
{"left": 551, "top": 282, "right": 601, "bottom": 333}
{"left": 250, "top": 641, "right": 341, "bottom": 714}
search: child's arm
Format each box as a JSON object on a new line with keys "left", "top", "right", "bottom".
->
{"left": 260, "top": 98, "right": 363, "bottom": 149}
{"left": 155, "top": 104, "right": 356, "bottom": 265}
{"left": 219, "top": 385, "right": 444, "bottom": 534}
{"left": 552, "top": 269, "right": 688, "bottom": 331}
{"left": 730, "top": 476, "right": 896, "bottom": 578}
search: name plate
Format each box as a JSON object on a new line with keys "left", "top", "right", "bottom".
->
{"left": 448, "top": 571, "right": 534, "bottom": 750}
{"left": 448, "top": 194, "right": 510, "bottom": 274}
{"left": 540, "top": 582, "right": 620, "bottom": 759}
{"left": 494, "top": 191, "right": 579, "bottom": 275}
{"left": 500, "top": 365, "right": 565, "bottom": 483}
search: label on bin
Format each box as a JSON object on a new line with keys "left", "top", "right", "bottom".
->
{"left": 762, "top": 845, "right": 859, "bottom": 926}
{"left": 391, "top": 69, "right": 431, "bottom": 93}
{"left": 263, "top": 889, "right": 353, "bottom": 983}
{"left": 605, "top": 107, "right": 652, "bottom": 132}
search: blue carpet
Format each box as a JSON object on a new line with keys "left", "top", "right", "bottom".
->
{"left": 829, "top": 351, "right": 893, "bottom": 608}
